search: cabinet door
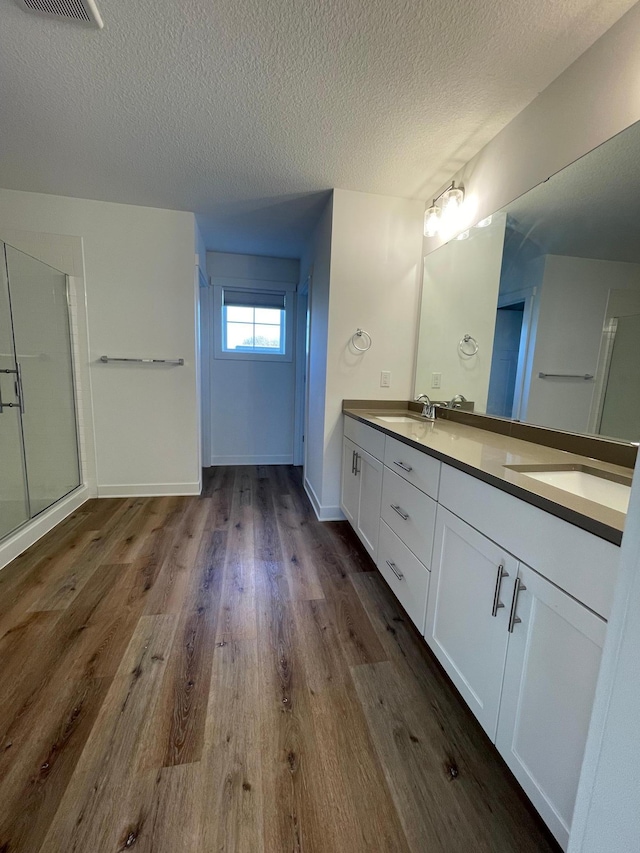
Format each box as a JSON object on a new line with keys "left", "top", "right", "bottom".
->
{"left": 425, "top": 507, "right": 518, "bottom": 739}
{"left": 496, "top": 563, "right": 606, "bottom": 851}
{"left": 341, "top": 436, "right": 359, "bottom": 526}
{"left": 355, "top": 447, "right": 383, "bottom": 561}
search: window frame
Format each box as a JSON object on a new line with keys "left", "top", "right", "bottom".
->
{"left": 213, "top": 281, "right": 295, "bottom": 363}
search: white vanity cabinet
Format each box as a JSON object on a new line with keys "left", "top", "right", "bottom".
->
{"left": 428, "top": 464, "right": 616, "bottom": 850}
{"left": 496, "top": 562, "right": 606, "bottom": 850}
{"left": 426, "top": 507, "right": 519, "bottom": 739}
{"left": 341, "top": 416, "right": 619, "bottom": 850}
{"left": 341, "top": 423, "right": 384, "bottom": 561}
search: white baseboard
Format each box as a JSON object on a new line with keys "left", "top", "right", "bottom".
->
{"left": 0, "top": 485, "right": 90, "bottom": 571}
{"left": 304, "top": 477, "right": 345, "bottom": 522}
{"left": 97, "top": 482, "right": 202, "bottom": 497}
{"left": 209, "top": 454, "right": 293, "bottom": 466}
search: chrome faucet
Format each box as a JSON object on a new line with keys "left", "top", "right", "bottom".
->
{"left": 415, "top": 393, "right": 436, "bottom": 420}
{"left": 448, "top": 394, "right": 467, "bottom": 409}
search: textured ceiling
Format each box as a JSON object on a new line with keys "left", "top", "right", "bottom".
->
{"left": 505, "top": 120, "right": 640, "bottom": 264}
{"left": 0, "top": 0, "right": 636, "bottom": 256}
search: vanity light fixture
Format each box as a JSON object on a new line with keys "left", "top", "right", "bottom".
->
{"left": 475, "top": 215, "right": 492, "bottom": 228}
{"left": 423, "top": 182, "right": 465, "bottom": 237}
{"left": 424, "top": 204, "right": 442, "bottom": 237}
{"left": 456, "top": 230, "right": 470, "bottom": 240}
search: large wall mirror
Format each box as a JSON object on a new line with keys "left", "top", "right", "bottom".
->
{"left": 415, "top": 119, "right": 640, "bottom": 444}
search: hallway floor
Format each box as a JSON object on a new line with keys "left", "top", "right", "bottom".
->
{"left": 0, "top": 466, "right": 558, "bottom": 852}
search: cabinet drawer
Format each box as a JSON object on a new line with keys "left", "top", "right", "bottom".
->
{"left": 377, "top": 520, "right": 430, "bottom": 632}
{"left": 384, "top": 435, "right": 440, "bottom": 499}
{"left": 381, "top": 468, "right": 437, "bottom": 567}
{"left": 344, "top": 416, "right": 385, "bottom": 462}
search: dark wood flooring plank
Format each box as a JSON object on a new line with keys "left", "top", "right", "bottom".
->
{"left": 215, "top": 468, "right": 257, "bottom": 641}
{"left": 201, "top": 638, "right": 264, "bottom": 852}
{"left": 38, "top": 615, "right": 178, "bottom": 853}
{"left": 143, "top": 498, "right": 213, "bottom": 616}
{"left": 253, "top": 469, "right": 330, "bottom": 853}
{"left": 146, "top": 606, "right": 217, "bottom": 769}
{"left": 271, "top": 474, "right": 325, "bottom": 601}
{"left": 307, "top": 683, "right": 413, "bottom": 853}
{"left": 130, "top": 763, "right": 206, "bottom": 852}
{"left": 0, "top": 672, "right": 109, "bottom": 853}
{"left": 142, "top": 522, "right": 226, "bottom": 769}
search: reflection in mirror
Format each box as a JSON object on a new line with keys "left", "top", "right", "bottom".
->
{"left": 415, "top": 119, "right": 640, "bottom": 443}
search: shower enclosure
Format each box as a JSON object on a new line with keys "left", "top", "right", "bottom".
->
{"left": 0, "top": 241, "right": 81, "bottom": 541}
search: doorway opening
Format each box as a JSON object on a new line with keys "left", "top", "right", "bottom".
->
{"left": 486, "top": 301, "right": 525, "bottom": 418}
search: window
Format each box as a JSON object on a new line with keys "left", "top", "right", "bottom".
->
{"left": 213, "top": 285, "right": 294, "bottom": 362}
{"left": 223, "top": 289, "right": 285, "bottom": 354}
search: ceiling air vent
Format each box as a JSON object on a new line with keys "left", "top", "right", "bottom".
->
{"left": 14, "top": 0, "right": 103, "bottom": 28}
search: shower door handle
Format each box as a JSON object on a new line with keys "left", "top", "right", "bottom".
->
{"left": 0, "top": 366, "right": 23, "bottom": 414}
{"left": 15, "top": 362, "right": 25, "bottom": 414}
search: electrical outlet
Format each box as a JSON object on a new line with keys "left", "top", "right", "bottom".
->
{"left": 431, "top": 372, "right": 442, "bottom": 389}
{"left": 380, "top": 370, "right": 391, "bottom": 388}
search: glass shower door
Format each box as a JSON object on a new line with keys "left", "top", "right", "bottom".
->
{"left": 0, "top": 254, "right": 30, "bottom": 538}
{"left": 599, "top": 313, "right": 640, "bottom": 442}
{"left": 4, "top": 245, "right": 81, "bottom": 518}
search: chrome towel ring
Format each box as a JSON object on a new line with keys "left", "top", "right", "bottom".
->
{"left": 352, "top": 329, "right": 372, "bottom": 352}
{"left": 458, "top": 334, "right": 479, "bottom": 357}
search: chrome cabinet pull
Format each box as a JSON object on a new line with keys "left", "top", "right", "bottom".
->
{"left": 393, "top": 460, "right": 412, "bottom": 473}
{"left": 390, "top": 504, "right": 409, "bottom": 521}
{"left": 351, "top": 449, "right": 356, "bottom": 474}
{"left": 508, "top": 578, "right": 527, "bottom": 632}
{"left": 491, "top": 563, "right": 509, "bottom": 617}
{"left": 386, "top": 559, "right": 404, "bottom": 581}
{"left": 355, "top": 453, "right": 361, "bottom": 475}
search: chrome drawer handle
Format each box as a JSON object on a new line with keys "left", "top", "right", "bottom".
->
{"left": 491, "top": 563, "right": 509, "bottom": 617}
{"left": 508, "top": 578, "right": 527, "bottom": 632}
{"left": 393, "top": 460, "right": 412, "bottom": 473}
{"left": 390, "top": 504, "right": 409, "bottom": 521}
{"left": 351, "top": 449, "right": 356, "bottom": 474}
{"left": 386, "top": 560, "right": 404, "bottom": 581}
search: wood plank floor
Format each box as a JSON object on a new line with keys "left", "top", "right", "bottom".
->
{"left": 0, "top": 466, "right": 559, "bottom": 852}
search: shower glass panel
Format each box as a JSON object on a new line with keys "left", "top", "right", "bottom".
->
{"left": 0, "top": 243, "right": 81, "bottom": 541}
{"left": 0, "top": 257, "right": 29, "bottom": 539}
{"left": 5, "top": 245, "right": 81, "bottom": 517}
{"left": 599, "top": 313, "right": 640, "bottom": 442}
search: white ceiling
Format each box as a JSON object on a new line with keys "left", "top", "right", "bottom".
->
{"left": 0, "top": 0, "right": 636, "bottom": 256}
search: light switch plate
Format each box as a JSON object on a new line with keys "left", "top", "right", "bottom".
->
{"left": 380, "top": 370, "right": 391, "bottom": 388}
{"left": 431, "top": 372, "right": 442, "bottom": 389}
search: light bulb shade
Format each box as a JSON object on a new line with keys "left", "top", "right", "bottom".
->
{"left": 456, "top": 230, "right": 470, "bottom": 240}
{"left": 441, "top": 186, "right": 464, "bottom": 213}
{"left": 424, "top": 205, "right": 441, "bottom": 237}
{"left": 475, "top": 215, "right": 492, "bottom": 228}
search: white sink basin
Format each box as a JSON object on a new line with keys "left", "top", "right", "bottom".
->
{"left": 375, "top": 416, "right": 419, "bottom": 424}
{"left": 507, "top": 465, "right": 631, "bottom": 513}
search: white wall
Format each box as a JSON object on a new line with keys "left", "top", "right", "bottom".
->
{"left": 0, "top": 188, "right": 200, "bottom": 496}
{"left": 300, "top": 195, "right": 333, "bottom": 516}
{"left": 309, "top": 189, "right": 424, "bottom": 517}
{"left": 205, "top": 251, "right": 300, "bottom": 466}
{"left": 522, "top": 255, "right": 640, "bottom": 434}
{"left": 416, "top": 213, "right": 507, "bottom": 410}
